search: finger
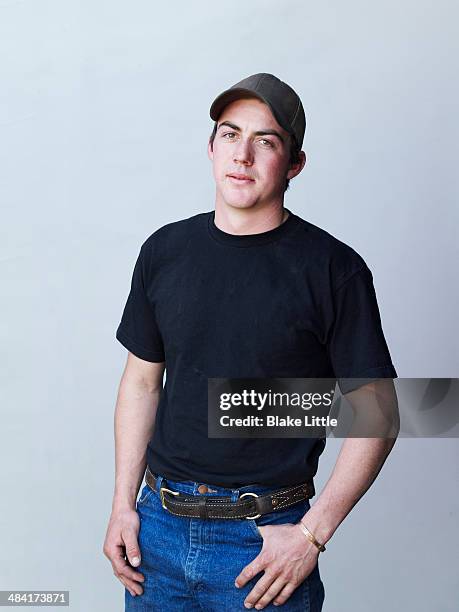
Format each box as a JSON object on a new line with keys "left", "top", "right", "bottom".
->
{"left": 235, "top": 556, "right": 266, "bottom": 588}
{"left": 251, "top": 575, "right": 286, "bottom": 609}
{"left": 104, "top": 544, "right": 144, "bottom": 582}
{"left": 272, "top": 581, "right": 298, "bottom": 607}
{"left": 119, "top": 561, "right": 146, "bottom": 584}
{"left": 243, "top": 571, "right": 278, "bottom": 609}
{"left": 111, "top": 550, "right": 145, "bottom": 583}
{"left": 122, "top": 528, "right": 142, "bottom": 567}
{"left": 122, "top": 580, "right": 136, "bottom": 599}
{"left": 118, "top": 573, "right": 143, "bottom": 597}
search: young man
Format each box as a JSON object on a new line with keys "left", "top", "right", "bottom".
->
{"left": 103, "top": 73, "right": 398, "bottom": 611}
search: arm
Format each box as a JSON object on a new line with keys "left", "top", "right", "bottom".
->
{"left": 103, "top": 352, "right": 165, "bottom": 599}
{"left": 300, "top": 378, "right": 400, "bottom": 545}
{"left": 113, "top": 352, "right": 165, "bottom": 511}
{"left": 237, "top": 379, "right": 399, "bottom": 609}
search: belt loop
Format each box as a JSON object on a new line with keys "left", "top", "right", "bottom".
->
{"left": 155, "top": 474, "right": 164, "bottom": 493}
{"left": 198, "top": 497, "right": 207, "bottom": 519}
{"left": 231, "top": 488, "right": 239, "bottom": 502}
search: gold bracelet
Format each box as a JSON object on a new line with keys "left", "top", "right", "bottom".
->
{"left": 298, "top": 520, "right": 326, "bottom": 552}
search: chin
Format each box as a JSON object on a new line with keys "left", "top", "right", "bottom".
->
{"left": 222, "top": 199, "right": 257, "bottom": 210}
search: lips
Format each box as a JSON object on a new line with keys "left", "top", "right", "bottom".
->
{"left": 227, "top": 173, "right": 255, "bottom": 182}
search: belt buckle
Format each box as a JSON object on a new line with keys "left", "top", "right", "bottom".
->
{"left": 159, "top": 486, "right": 179, "bottom": 510}
{"left": 240, "top": 491, "right": 261, "bottom": 520}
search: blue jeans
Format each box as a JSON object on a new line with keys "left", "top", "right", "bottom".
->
{"left": 125, "top": 474, "right": 325, "bottom": 611}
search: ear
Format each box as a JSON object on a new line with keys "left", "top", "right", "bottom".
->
{"left": 207, "top": 141, "right": 214, "bottom": 162}
{"left": 286, "top": 150, "right": 307, "bottom": 180}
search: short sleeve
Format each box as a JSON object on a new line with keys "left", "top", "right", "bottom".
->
{"left": 327, "top": 265, "right": 397, "bottom": 394}
{"left": 116, "top": 244, "right": 165, "bottom": 362}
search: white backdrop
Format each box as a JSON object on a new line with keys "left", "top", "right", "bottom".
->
{"left": 1, "top": 1, "right": 458, "bottom": 610}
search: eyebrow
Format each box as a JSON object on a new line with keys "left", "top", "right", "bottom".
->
{"left": 217, "top": 120, "right": 285, "bottom": 144}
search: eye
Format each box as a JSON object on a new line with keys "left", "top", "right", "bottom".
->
{"left": 222, "top": 132, "right": 237, "bottom": 140}
{"left": 259, "top": 138, "right": 273, "bottom": 147}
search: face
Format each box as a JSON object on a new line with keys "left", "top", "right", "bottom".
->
{"left": 208, "top": 97, "right": 305, "bottom": 211}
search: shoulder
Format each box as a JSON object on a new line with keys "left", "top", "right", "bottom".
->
{"left": 291, "top": 214, "right": 370, "bottom": 290}
{"left": 140, "top": 211, "right": 211, "bottom": 258}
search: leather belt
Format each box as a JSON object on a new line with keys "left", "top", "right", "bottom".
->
{"left": 144, "top": 467, "right": 315, "bottom": 520}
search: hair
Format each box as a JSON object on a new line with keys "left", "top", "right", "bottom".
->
{"left": 208, "top": 121, "right": 302, "bottom": 193}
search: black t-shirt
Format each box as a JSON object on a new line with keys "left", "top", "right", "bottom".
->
{"left": 116, "top": 209, "right": 397, "bottom": 487}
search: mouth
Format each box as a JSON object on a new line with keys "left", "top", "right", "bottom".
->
{"left": 227, "top": 174, "right": 255, "bottom": 184}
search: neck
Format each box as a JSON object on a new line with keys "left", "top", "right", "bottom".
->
{"left": 213, "top": 203, "right": 289, "bottom": 236}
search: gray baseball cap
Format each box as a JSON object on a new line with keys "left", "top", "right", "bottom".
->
{"left": 209, "top": 73, "right": 306, "bottom": 149}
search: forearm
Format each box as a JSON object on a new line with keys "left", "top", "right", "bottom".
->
{"left": 301, "top": 436, "right": 397, "bottom": 545}
{"left": 112, "top": 375, "right": 161, "bottom": 512}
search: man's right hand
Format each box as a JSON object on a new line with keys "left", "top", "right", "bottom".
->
{"left": 103, "top": 507, "right": 145, "bottom": 598}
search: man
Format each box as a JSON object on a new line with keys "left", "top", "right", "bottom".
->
{"left": 103, "top": 73, "right": 399, "bottom": 611}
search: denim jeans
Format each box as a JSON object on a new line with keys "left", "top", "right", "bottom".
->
{"left": 125, "top": 474, "right": 325, "bottom": 611}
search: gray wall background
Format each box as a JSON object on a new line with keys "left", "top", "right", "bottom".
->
{"left": 1, "top": 1, "right": 458, "bottom": 610}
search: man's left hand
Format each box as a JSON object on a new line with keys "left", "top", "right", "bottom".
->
{"left": 234, "top": 523, "right": 320, "bottom": 609}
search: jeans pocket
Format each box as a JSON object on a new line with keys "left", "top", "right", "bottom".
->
{"left": 247, "top": 518, "right": 264, "bottom": 540}
{"left": 251, "top": 499, "right": 310, "bottom": 536}
{"left": 137, "top": 484, "right": 155, "bottom": 507}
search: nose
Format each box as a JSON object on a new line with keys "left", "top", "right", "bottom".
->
{"left": 233, "top": 139, "right": 253, "bottom": 166}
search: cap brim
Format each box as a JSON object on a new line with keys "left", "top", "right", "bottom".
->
{"left": 209, "top": 87, "right": 293, "bottom": 137}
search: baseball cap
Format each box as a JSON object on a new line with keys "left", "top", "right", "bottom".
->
{"left": 209, "top": 73, "right": 306, "bottom": 149}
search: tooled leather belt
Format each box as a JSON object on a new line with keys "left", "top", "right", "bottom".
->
{"left": 144, "top": 467, "right": 315, "bottom": 520}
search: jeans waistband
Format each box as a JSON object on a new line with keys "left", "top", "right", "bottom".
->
{"left": 149, "top": 472, "right": 292, "bottom": 503}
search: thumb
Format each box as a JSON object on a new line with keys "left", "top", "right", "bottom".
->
{"left": 123, "top": 529, "right": 141, "bottom": 567}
